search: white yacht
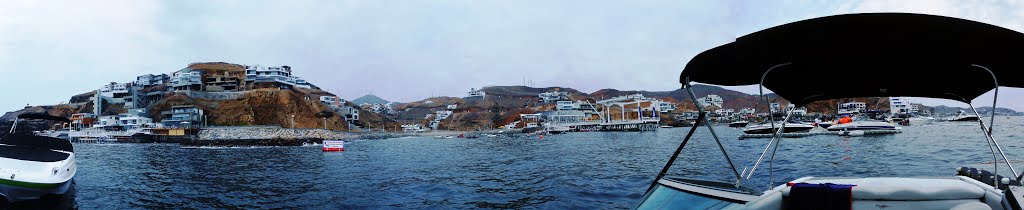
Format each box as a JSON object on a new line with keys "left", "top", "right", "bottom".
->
{"left": 742, "top": 122, "right": 813, "bottom": 134}
{"left": 0, "top": 114, "right": 76, "bottom": 202}
{"left": 826, "top": 120, "right": 898, "bottom": 132}
{"left": 948, "top": 110, "right": 981, "bottom": 122}
{"left": 637, "top": 13, "right": 1024, "bottom": 210}
{"left": 910, "top": 116, "right": 937, "bottom": 124}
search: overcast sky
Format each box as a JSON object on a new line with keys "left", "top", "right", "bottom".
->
{"left": 2, "top": 0, "right": 1023, "bottom": 112}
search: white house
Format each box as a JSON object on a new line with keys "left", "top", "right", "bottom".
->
{"left": 320, "top": 96, "right": 339, "bottom": 106}
{"left": 657, "top": 101, "right": 676, "bottom": 112}
{"left": 245, "top": 65, "right": 296, "bottom": 87}
{"left": 770, "top": 103, "right": 781, "bottom": 112}
{"left": 136, "top": 74, "right": 170, "bottom": 88}
{"left": 171, "top": 68, "right": 203, "bottom": 91}
{"left": 890, "top": 97, "right": 910, "bottom": 115}
{"left": 467, "top": 88, "right": 486, "bottom": 98}
{"left": 99, "top": 82, "right": 141, "bottom": 109}
{"left": 714, "top": 109, "right": 735, "bottom": 116}
{"left": 839, "top": 102, "right": 867, "bottom": 115}
{"left": 538, "top": 91, "right": 569, "bottom": 103}
{"left": 698, "top": 95, "right": 724, "bottom": 108}
{"left": 447, "top": 104, "right": 458, "bottom": 110}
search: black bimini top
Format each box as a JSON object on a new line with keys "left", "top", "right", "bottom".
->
{"left": 680, "top": 13, "right": 1024, "bottom": 107}
{"left": 16, "top": 113, "right": 71, "bottom": 123}
{"left": 0, "top": 134, "right": 72, "bottom": 162}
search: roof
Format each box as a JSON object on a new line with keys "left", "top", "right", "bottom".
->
{"left": 679, "top": 13, "right": 1024, "bottom": 107}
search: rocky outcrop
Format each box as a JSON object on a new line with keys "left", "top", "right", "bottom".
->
{"left": 197, "top": 126, "right": 354, "bottom": 140}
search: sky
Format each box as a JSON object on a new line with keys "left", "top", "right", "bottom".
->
{"left": 1, "top": 0, "right": 1024, "bottom": 112}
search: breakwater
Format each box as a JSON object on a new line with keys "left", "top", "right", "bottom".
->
{"left": 190, "top": 126, "right": 355, "bottom": 146}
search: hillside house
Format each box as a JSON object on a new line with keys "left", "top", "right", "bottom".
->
{"left": 171, "top": 68, "right": 204, "bottom": 91}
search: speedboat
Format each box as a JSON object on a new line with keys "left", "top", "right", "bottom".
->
{"left": 742, "top": 122, "right": 813, "bottom": 134}
{"left": 637, "top": 13, "right": 1024, "bottom": 210}
{"left": 826, "top": 120, "right": 898, "bottom": 132}
{"left": 728, "top": 121, "right": 749, "bottom": 128}
{"left": 948, "top": 110, "right": 981, "bottom": 122}
{"left": 910, "top": 116, "right": 937, "bottom": 124}
{"left": 0, "top": 114, "right": 76, "bottom": 202}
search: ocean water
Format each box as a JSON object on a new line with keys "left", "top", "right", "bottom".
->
{"left": 21, "top": 117, "right": 1024, "bottom": 209}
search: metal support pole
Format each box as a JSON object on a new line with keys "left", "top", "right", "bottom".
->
{"left": 969, "top": 64, "right": 1019, "bottom": 183}
{"left": 968, "top": 104, "right": 1018, "bottom": 180}
{"left": 972, "top": 64, "right": 999, "bottom": 135}
{"left": 746, "top": 110, "right": 792, "bottom": 180}
{"left": 648, "top": 112, "right": 705, "bottom": 193}
{"left": 685, "top": 81, "right": 742, "bottom": 183}
{"left": 8, "top": 118, "right": 17, "bottom": 133}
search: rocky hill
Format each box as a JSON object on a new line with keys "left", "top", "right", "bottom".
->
{"left": 147, "top": 89, "right": 399, "bottom": 131}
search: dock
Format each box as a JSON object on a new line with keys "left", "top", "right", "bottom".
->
{"left": 738, "top": 130, "right": 902, "bottom": 139}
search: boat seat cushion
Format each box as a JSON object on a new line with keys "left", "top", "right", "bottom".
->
{"left": 782, "top": 177, "right": 985, "bottom": 200}
{"left": 851, "top": 199, "right": 985, "bottom": 210}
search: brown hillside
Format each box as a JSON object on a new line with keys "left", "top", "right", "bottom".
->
{"left": 148, "top": 90, "right": 380, "bottom": 131}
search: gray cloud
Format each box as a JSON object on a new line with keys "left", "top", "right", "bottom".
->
{"left": 1, "top": 0, "right": 1023, "bottom": 112}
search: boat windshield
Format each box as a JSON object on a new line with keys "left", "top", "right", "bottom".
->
{"left": 637, "top": 184, "right": 741, "bottom": 209}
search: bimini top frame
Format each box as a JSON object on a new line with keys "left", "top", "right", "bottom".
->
{"left": 649, "top": 13, "right": 1024, "bottom": 193}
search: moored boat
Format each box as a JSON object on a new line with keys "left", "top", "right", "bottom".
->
{"left": 742, "top": 122, "right": 813, "bottom": 134}
{"left": 0, "top": 114, "right": 76, "bottom": 202}
{"left": 826, "top": 120, "right": 898, "bottom": 132}
{"left": 948, "top": 110, "right": 981, "bottom": 122}
{"left": 728, "top": 121, "right": 749, "bottom": 128}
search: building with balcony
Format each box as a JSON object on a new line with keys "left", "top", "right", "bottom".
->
{"left": 136, "top": 74, "right": 170, "bottom": 88}
{"left": 467, "top": 88, "right": 486, "bottom": 98}
{"left": 160, "top": 105, "right": 205, "bottom": 127}
{"left": 99, "top": 82, "right": 141, "bottom": 109}
{"left": 839, "top": 102, "right": 867, "bottom": 115}
{"left": 657, "top": 101, "right": 677, "bottom": 112}
{"left": 69, "top": 113, "right": 97, "bottom": 130}
{"left": 203, "top": 71, "right": 243, "bottom": 92}
{"left": 171, "top": 68, "right": 203, "bottom": 91}
{"left": 245, "top": 65, "right": 296, "bottom": 89}
{"left": 890, "top": 97, "right": 911, "bottom": 115}
{"left": 697, "top": 95, "right": 724, "bottom": 108}
{"left": 538, "top": 91, "right": 569, "bottom": 103}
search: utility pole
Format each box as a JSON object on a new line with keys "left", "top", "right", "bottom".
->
{"left": 323, "top": 117, "right": 327, "bottom": 130}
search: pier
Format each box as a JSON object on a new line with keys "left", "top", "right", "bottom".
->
{"left": 543, "top": 94, "right": 666, "bottom": 132}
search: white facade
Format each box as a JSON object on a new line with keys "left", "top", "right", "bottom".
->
{"left": 402, "top": 124, "right": 426, "bottom": 132}
{"left": 714, "top": 109, "right": 735, "bottom": 116}
{"left": 118, "top": 116, "right": 153, "bottom": 129}
{"left": 245, "top": 65, "right": 296, "bottom": 87}
{"left": 447, "top": 104, "right": 458, "bottom": 110}
{"left": 739, "top": 108, "right": 756, "bottom": 115}
{"left": 556, "top": 101, "right": 578, "bottom": 111}
{"left": 657, "top": 101, "right": 676, "bottom": 112}
{"left": 136, "top": 74, "right": 170, "bottom": 87}
{"left": 786, "top": 104, "right": 807, "bottom": 115}
{"left": 770, "top": 103, "right": 781, "bottom": 112}
{"left": 320, "top": 96, "right": 339, "bottom": 106}
{"left": 99, "top": 82, "right": 140, "bottom": 109}
{"left": 698, "top": 95, "right": 724, "bottom": 108}
{"left": 467, "top": 88, "right": 486, "bottom": 98}
{"left": 171, "top": 68, "right": 203, "bottom": 91}
{"left": 890, "top": 97, "right": 910, "bottom": 115}
{"left": 839, "top": 102, "right": 867, "bottom": 115}
{"left": 538, "top": 91, "right": 569, "bottom": 103}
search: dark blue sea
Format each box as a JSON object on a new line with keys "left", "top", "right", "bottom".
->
{"left": 37, "top": 117, "right": 1024, "bottom": 209}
